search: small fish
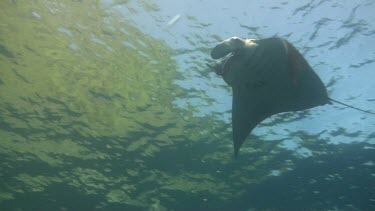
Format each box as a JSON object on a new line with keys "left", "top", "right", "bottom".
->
{"left": 167, "top": 14, "right": 181, "bottom": 26}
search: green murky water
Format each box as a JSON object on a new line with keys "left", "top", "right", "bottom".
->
{"left": 0, "top": 1, "right": 260, "bottom": 209}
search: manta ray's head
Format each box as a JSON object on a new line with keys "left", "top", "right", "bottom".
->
{"left": 206, "top": 37, "right": 258, "bottom": 85}
{"left": 205, "top": 53, "right": 234, "bottom": 76}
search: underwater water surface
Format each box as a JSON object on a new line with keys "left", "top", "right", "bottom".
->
{"left": 1, "top": 0, "right": 375, "bottom": 210}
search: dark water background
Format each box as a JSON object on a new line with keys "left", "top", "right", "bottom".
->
{"left": 1, "top": 0, "right": 375, "bottom": 210}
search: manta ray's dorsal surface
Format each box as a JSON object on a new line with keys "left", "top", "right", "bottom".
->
{"left": 207, "top": 37, "right": 330, "bottom": 157}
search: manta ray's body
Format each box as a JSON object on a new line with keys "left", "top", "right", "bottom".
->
{"left": 208, "top": 37, "right": 330, "bottom": 157}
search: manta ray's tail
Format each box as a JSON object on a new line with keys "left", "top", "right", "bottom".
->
{"left": 329, "top": 97, "right": 375, "bottom": 115}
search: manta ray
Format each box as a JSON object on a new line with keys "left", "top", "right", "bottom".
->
{"left": 207, "top": 37, "right": 374, "bottom": 157}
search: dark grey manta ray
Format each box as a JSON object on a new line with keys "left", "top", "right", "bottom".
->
{"left": 207, "top": 37, "right": 375, "bottom": 157}
{"left": 207, "top": 37, "right": 330, "bottom": 157}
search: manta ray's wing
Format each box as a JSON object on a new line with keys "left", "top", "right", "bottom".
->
{"left": 231, "top": 38, "right": 329, "bottom": 157}
{"left": 232, "top": 85, "right": 268, "bottom": 157}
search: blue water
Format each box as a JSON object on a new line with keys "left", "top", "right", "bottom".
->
{"left": 1, "top": 0, "right": 375, "bottom": 210}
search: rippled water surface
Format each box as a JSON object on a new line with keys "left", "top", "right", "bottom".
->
{"left": 1, "top": 0, "right": 375, "bottom": 210}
